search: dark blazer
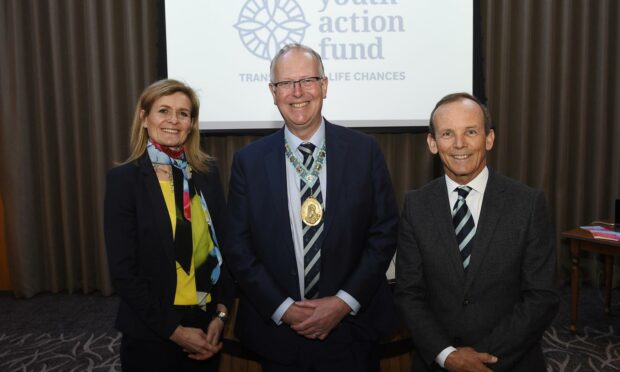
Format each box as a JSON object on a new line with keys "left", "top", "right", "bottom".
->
{"left": 224, "top": 121, "right": 399, "bottom": 363}
{"left": 395, "top": 171, "right": 558, "bottom": 372}
{"left": 104, "top": 152, "right": 234, "bottom": 340}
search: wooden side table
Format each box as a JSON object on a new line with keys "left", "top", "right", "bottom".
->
{"left": 561, "top": 227, "right": 620, "bottom": 333}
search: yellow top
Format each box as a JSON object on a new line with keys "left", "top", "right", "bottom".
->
{"left": 159, "top": 180, "right": 214, "bottom": 305}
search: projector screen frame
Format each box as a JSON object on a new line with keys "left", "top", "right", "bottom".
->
{"left": 156, "top": 0, "right": 485, "bottom": 136}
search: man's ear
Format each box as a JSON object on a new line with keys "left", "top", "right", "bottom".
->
{"left": 427, "top": 133, "right": 438, "bottom": 154}
{"left": 485, "top": 129, "right": 495, "bottom": 151}
{"left": 269, "top": 84, "right": 277, "bottom": 105}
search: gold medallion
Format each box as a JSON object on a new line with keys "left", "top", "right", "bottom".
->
{"left": 301, "top": 197, "right": 323, "bottom": 226}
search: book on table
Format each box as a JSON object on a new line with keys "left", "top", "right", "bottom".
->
{"left": 580, "top": 225, "right": 620, "bottom": 242}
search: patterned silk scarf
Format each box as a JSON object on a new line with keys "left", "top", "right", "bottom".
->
{"left": 147, "top": 141, "right": 222, "bottom": 306}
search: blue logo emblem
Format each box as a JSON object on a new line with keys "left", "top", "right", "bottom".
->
{"left": 234, "top": 0, "right": 310, "bottom": 61}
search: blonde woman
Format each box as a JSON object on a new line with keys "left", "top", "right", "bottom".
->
{"left": 104, "top": 79, "right": 233, "bottom": 371}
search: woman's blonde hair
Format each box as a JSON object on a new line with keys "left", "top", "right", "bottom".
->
{"left": 126, "top": 79, "right": 211, "bottom": 173}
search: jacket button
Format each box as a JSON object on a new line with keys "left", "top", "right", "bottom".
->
{"left": 463, "top": 299, "right": 469, "bottom": 306}
{"left": 290, "top": 270, "right": 297, "bottom": 276}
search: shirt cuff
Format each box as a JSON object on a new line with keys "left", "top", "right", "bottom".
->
{"left": 336, "top": 290, "right": 361, "bottom": 315}
{"left": 271, "top": 297, "right": 295, "bottom": 325}
{"left": 436, "top": 346, "right": 457, "bottom": 368}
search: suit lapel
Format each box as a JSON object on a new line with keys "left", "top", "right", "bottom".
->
{"left": 264, "top": 130, "right": 296, "bottom": 253}
{"left": 139, "top": 154, "right": 175, "bottom": 262}
{"left": 323, "top": 121, "right": 348, "bottom": 240}
{"left": 465, "top": 171, "right": 504, "bottom": 291}
{"left": 429, "top": 179, "right": 466, "bottom": 282}
{"left": 191, "top": 169, "right": 214, "bottom": 227}
{"left": 191, "top": 169, "right": 211, "bottom": 206}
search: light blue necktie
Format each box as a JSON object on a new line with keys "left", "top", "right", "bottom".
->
{"left": 299, "top": 143, "right": 323, "bottom": 299}
{"left": 453, "top": 186, "right": 475, "bottom": 268}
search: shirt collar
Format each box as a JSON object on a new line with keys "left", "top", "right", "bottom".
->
{"left": 445, "top": 166, "right": 489, "bottom": 194}
{"left": 284, "top": 118, "right": 326, "bottom": 152}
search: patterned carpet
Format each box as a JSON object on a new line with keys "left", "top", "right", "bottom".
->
{"left": 0, "top": 294, "right": 120, "bottom": 371}
{"left": 543, "top": 287, "right": 620, "bottom": 371}
{"left": 0, "top": 287, "right": 618, "bottom": 371}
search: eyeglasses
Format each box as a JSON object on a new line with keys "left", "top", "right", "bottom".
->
{"left": 153, "top": 108, "right": 192, "bottom": 123}
{"left": 271, "top": 76, "right": 324, "bottom": 91}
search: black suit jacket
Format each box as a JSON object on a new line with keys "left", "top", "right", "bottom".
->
{"left": 395, "top": 171, "right": 558, "bottom": 372}
{"left": 224, "top": 121, "right": 399, "bottom": 363}
{"left": 104, "top": 153, "right": 234, "bottom": 340}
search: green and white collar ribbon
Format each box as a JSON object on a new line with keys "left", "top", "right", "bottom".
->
{"left": 284, "top": 138, "right": 326, "bottom": 189}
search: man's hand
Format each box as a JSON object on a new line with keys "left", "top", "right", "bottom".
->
{"left": 282, "top": 302, "right": 314, "bottom": 327}
{"left": 444, "top": 347, "right": 498, "bottom": 372}
{"left": 291, "top": 296, "right": 351, "bottom": 340}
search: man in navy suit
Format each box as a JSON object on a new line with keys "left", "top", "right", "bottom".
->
{"left": 225, "top": 43, "right": 399, "bottom": 371}
{"left": 395, "top": 93, "right": 558, "bottom": 371}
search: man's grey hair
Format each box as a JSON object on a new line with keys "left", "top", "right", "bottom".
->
{"left": 269, "top": 43, "right": 325, "bottom": 83}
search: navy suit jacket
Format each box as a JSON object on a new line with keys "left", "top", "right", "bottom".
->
{"left": 395, "top": 171, "right": 559, "bottom": 371}
{"left": 104, "top": 153, "right": 234, "bottom": 340}
{"left": 225, "top": 121, "right": 399, "bottom": 362}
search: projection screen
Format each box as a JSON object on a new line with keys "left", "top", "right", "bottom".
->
{"left": 165, "top": 0, "right": 474, "bottom": 131}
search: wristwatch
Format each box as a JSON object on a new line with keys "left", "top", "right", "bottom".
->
{"left": 215, "top": 311, "right": 228, "bottom": 323}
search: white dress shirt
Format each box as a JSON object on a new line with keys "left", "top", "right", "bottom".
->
{"left": 271, "top": 120, "right": 361, "bottom": 324}
{"left": 436, "top": 166, "right": 489, "bottom": 367}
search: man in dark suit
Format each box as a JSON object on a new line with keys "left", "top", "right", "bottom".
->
{"left": 225, "top": 44, "right": 399, "bottom": 371}
{"left": 395, "top": 93, "right": 558, "bottom": 372}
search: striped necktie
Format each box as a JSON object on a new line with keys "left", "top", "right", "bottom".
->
{"left": 452, "top": 186, "right": 475, "bottom": 268}
{"left": 299, "top": 143, "right": 323, "bottom": 299}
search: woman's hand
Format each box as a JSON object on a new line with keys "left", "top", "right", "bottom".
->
{"left": 206, "top": 315, "right": 225, "bottom": 347}
{"left": 169, "top": 325, "right": 211, "bottom": 354}
{"left": 188, "top": 304, "right": 228, "bottom": 360}
{"left": 188, "top": 317, "right": 224, "bottom": 360}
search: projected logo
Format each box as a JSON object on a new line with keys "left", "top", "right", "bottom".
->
{"left": 234, "top": 0, "right": 310, "bottom": 61}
